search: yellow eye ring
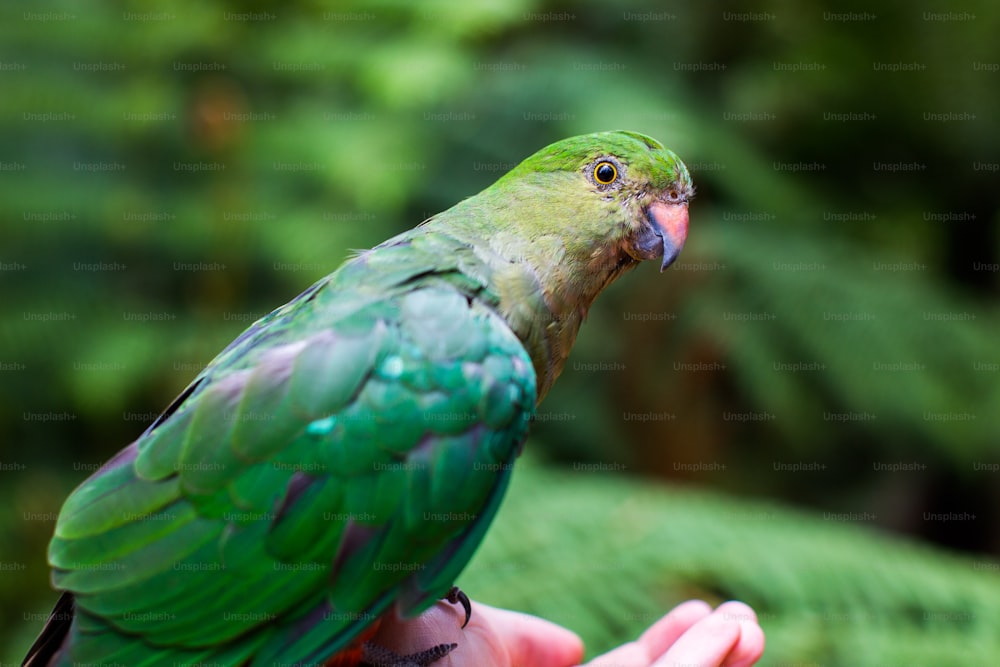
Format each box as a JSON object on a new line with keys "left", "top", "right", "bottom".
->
{"left": 593, "top": 161, "right": 618, "bottom": 185}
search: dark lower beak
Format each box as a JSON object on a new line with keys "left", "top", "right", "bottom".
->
{"left": 636, "top": 201, "right": 689, "bottom": 271}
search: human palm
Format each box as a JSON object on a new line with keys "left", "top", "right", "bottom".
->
{"left": 366, "top": 598, "right": 764, "bottom": 667}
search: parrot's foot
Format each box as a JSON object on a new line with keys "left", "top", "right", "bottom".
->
{"left": 357, "top": 587, "right": 470, "bottom": 666}
{"left": 442, "top": 586, "right": 472, "bottom": 629}
{"left": 360, "top": 640, "right": 457, "bottom": 667}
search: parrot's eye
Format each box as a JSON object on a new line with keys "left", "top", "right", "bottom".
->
{"left": 593, "top": 161, "right": 618, "bottom": 185}
{"left": 667, "top": 189, "right": 680, "bottom": 202}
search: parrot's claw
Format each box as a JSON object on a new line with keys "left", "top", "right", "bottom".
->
{"left": 361, "top": 640, "right": 457, "bottom": 667}
{"left": 443, "top": 585, "right": 472, "bottom": 629}
{"left": 357, "top": 587, "right": 470, "bottom": 666}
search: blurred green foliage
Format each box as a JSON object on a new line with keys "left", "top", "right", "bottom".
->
{"left": 1, "top": 0, "right": 998, "bottom": 664}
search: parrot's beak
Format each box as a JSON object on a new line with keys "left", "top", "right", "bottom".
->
{"left": 648, "top": 200, "right": 689, "bottom": 271}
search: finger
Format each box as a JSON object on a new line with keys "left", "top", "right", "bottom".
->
{"left": 637, "top": 599, "right": 714, "bottom": 656}
{"left": 715, "top": 602, "right": 765, "bottom": 667}
{"left": 582, "top": 640, "right": 648, "bottom": 667}
{"left": 651, "top": 606, "right": 741, "bottom": 667}
{"left": 476, "top": 603, "right": 585, "bottom": 667}
{"left": 723, "top": 621, "right": 765, "bottom": 667}
{"left": 585, "top": 600, "right": 713, "bottom": 667}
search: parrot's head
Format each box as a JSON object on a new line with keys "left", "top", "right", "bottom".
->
{"left": 432, "top": 130, "right": 694, "bottom": 396}
{"left": 494, "top": 129, "right": 694, "bottom": 274}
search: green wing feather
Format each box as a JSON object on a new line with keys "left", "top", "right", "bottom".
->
{"left": 43, "top": 229, "right": 537, "bottom": 666}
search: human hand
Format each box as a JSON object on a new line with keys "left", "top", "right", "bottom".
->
{"left": 584, "top": 600, "right": 765, "bottom": 667}
{"left": 366, "top": 598, "right": 764, "bottom": 667}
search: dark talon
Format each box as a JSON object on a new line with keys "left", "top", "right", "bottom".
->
{"left": 443, "top": 585, "right": 472, "bottom": 629}
{"left": 358, "top": 588, "right": 470, "bottom": 666}
{"left": 361, "top": 640, "right": 457, "bottom": 667}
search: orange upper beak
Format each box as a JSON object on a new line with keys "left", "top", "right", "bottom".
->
{"left": 647, "top": 200, "right": 689, "bottom": 271}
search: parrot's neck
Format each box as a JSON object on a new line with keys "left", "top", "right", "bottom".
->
{"left": 423, "top": 211, "right": 637, "bottom": 402}
{"left": 494, "top": 251, "right": 636, "bottom": 402}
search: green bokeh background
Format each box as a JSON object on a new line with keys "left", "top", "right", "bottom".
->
{"left": 2, "top": 0, "right": 998, "bottom": 664}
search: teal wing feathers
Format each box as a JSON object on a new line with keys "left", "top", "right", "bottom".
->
{"left": 44, "top": 231, "right": 537, "bottom": 666}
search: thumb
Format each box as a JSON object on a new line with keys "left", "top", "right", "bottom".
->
{"left": 371, "top": 599, "right": 584, "bottom": 667}
{"left": 471, "top": 603, "right": 585, "bottom": 667}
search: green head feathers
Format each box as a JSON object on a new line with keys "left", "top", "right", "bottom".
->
{"left": 485, "top": 129, "right": 693, "bottom": 273}
{"left": 502, "top": 129, "right": 692, "bottom": 197}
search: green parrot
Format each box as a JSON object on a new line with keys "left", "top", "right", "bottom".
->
{"left": 23, "top": 130, "right": 693, "bottom": 667}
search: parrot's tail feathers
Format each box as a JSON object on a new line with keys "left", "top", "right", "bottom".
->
{"left": 22, "top": 591, "right": 74, "bottom": 667}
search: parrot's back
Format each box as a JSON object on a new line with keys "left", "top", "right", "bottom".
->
{"left": 25, "top": 228, "right": 537, "bottom": 666}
